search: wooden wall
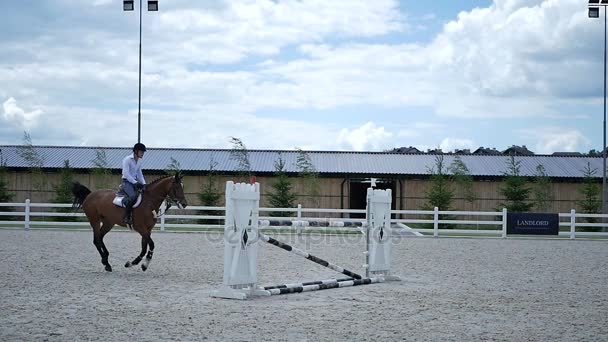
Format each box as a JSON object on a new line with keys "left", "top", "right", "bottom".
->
{"left": 2, "top": 170, "right": 586, "bottom": 214}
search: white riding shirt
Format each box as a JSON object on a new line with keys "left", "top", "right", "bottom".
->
{"left": 121, "top": 154, "right": 146, "bottom": 185}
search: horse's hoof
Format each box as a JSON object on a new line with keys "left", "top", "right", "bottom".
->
{"left": 141, "top": 264, "right": 147, "bottom": 272}
{"left": 105, "top": 265, "right": 113, "bottom": 272}
{"left": 125, "top": 261, "right": 132, "bottom": 268}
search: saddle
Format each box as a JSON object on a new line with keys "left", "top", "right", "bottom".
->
{"left": 113, "top": 184, "right": 143, "bottom": 208}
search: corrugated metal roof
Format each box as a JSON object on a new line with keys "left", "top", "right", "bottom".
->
{"left": 0, "top": 145, "right": 603, "bottom": 178}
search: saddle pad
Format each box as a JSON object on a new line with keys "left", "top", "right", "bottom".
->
{"left": 113, "top": 194, "right": 143, "bottom": 208}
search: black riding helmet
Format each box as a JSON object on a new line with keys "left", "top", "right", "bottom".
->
{"left": 133, "top": 143, "right": 147, "bottom": 152}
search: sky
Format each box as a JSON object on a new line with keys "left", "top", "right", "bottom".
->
{"left": 0, "top": 0, "right": 605, "bottom": 154}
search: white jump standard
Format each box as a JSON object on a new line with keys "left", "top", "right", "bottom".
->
{"left": 211, "top": 181, "right": 400, "bottom": 300}
{"left": 365, "top": 188, "right": 401, "bottom": 281}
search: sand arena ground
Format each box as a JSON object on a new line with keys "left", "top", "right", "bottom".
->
{"left": 0, "top": 229, "right": 606, "bottom": 341}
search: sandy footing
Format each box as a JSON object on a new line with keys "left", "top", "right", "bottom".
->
{"left": 0, "top": 229, "right": 606, "bottom": 341}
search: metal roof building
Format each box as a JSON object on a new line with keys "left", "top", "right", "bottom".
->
{"left": 0, "top": 145, "right": 602, "bottom": 179}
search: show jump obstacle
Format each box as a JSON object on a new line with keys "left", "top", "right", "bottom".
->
{"left": 210, "top": 182, "right": 400, "bottom": 300}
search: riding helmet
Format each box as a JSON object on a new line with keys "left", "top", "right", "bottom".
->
{"left": 133, "top": 143, "right": 147, "bottom": 152}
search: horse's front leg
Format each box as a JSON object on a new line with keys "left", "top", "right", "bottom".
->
{"left": 125, "top": 236, "right": 147, "bottom": 268}
{"left": 141, "top": 233, "right": 154, "bottom": 272}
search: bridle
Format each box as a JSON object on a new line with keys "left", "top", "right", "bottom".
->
{"left": 166, "top": 179, "right": 187, "bottom": 210}
{"left": 146, "top": 176, "right": 188, "bottom": 217}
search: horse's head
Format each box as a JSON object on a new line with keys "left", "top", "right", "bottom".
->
{"left": 167, "top": 174, "right": 188, "bottom": 209}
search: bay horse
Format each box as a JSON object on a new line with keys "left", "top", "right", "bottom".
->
{"left": 71, "top": 174, "right": 187, "bottom": 272}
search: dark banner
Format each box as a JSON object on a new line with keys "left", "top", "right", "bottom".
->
{"left": 506, "top": 213, "right": 559, "bottom": 235}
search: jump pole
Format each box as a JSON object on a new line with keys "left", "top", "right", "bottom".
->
{"left": 258, "top": 233, "right": 385, "bottom": 296}
{"left": 262, "top": 277, "right": 355, "bottom": 290}
{"left": 264, "top": 277, "right": 384, "bottom": 296}
{"left": 259, "top": 232, "right": 363, "bottom": 279}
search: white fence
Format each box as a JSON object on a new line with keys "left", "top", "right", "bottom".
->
{"left": 0, "top": 201, "right": 607, "bottom": 239}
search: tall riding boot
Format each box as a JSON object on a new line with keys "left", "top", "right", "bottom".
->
{"left": 123, "top": 200, "right": 133, "bottom": 225}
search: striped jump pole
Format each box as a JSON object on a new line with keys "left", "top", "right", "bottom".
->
{"left": 259, "top": 232, "right": 363, "bottom": 280}
{"left": 263, "top": 277, "right": 354, "bottom": 290}
{"left": 264, "top": 277, "right": 384, "bottom": 296}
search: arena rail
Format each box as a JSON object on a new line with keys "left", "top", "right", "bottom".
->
{"left": 0, "top": 201, "right": 607, "bottom": 239}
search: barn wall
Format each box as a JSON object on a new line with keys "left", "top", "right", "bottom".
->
{"left": 2, "top": 170, "right": 588, "bottom": 215}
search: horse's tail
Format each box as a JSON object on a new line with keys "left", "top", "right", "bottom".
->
{"left": 71, "top": 181, "right": 92, "bottom": 210}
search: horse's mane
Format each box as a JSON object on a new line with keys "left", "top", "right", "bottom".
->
{"left": 147, "top": 174, "right": 174, "bottom": 186}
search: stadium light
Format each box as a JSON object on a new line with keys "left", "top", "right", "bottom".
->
{"left": 589, "top": 0, "right": 608, "bottom": 228}
{"left": 123, "top": 0, "right": 159, "bottom": 143}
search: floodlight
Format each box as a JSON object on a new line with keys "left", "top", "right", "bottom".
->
{"left": 148, "top": 1, "right": 158, "bottom": 11}
{"left": 123, "top": 0, "right": 134, "bottom": 11}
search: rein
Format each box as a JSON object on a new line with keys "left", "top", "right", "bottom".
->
{"left": 140, "top": 178, "right": 183, "bottom": 217}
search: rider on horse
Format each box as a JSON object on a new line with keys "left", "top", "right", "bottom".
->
{"left": 121, "top": 142, "right": 147, "bottom": 224}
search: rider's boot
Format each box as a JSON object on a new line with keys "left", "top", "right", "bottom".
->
{"left": 123, "top": 199, "right": 133, "bottom": 225}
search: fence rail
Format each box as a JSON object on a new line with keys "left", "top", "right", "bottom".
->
{"left": 0, "top": 201, "right": 607, "bottom": 239}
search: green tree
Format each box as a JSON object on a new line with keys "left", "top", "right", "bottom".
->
{"left": 229, "top": 137, "right": 252, "bottom": 182}
{"left": 91, "top": 148, "right": 111, "bottom": 190}
{"left": 198, "top": 158, "right": 222, "bottom": 224}
{"left": 449, "top": 156, "right": 475, "bottom": 203}
{"left": 52, "top": 160, "right": 77, "bottom": 221}
{"left": 164, "top": 157, "right": 182, "bottom": 176}
{"left": 425, "top": 155, "right": 453, "bottom": 211}
{"left": 424, "top": 155, "right": 454, "bottom": 228}
{"left": 295, "top": 148, "right": 320, "bottom": 208}
{"left": 498, "top": 156, "right": 533, "bottom": 212}
{"left": 267, "top": 153, "right": 296, "bottom": 216}
{"left": 577, "top": 162, "right": 601, "bottom": 228}
{"left": 532, "top": 164, "right": 554, "bottom": 212}
{"left": 18, "top": 131, "right": 45, "bottom": 194}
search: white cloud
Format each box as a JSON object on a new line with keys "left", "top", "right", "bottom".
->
{"left": 2, "top": 97, "right": 42, "bottom": 129}
{"left": 439, "top": 138, "right": 476, "bottom": 152}
{"left": 156, "top": 0, "right": 406, "bottom": 65}
{"left": 0, "top": 1, "right": 602, "bottom": 152}
{"left": 427, "top": 0, "right": 594, "bottom": 115}
{"left": 337, "top": 122, "right": 393, "bottom": 151}
{"left": 93, "top": 0, "right": 113, "bottom": 6}
{"left": 520, "top": 126, "right": 590, "bottom": 153}
{"left": 253, "top": 0, "right": 594, "bottom": 119}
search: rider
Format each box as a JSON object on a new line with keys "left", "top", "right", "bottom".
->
{"left": 121, "top": 142, "right": 147, "bottom": 224}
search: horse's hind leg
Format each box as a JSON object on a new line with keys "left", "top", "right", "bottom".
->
{"left": 91, "top": 220, "right": 112, "bottom": 272}
{"left": 98, "top": 222, "right": 114, "bottom": 272}
{"left": 125, "top": 236, "right": 147, "bottom": 268}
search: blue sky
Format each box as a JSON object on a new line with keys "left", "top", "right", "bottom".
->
{"left": 0, "top": 0, "right": 604, "bottom": 154}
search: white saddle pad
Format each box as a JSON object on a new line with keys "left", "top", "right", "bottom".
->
{"left": 113, "top": 194, "right": 143, "bottom": 208}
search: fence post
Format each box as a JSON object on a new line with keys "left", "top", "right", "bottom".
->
{"left": 296, "top": 204, "right": 302, "bottom": 235}
{"left": 160, "top": 211, "right": 165, "bottom": 231}
{"left": 569, "top": 209, "right": 576, "bottom": 240}
{"left": 433, "top": 207, "right": 439, "bottom": 237}
{"left": 501, "top": 208, "right": 507, "bottom": 238}
{"left": 25, "top": 199, "right": 30, "bottom": 231}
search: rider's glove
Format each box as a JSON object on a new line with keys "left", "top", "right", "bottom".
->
{"left": 135, "top": 182, "right": 145, "bottom": 191}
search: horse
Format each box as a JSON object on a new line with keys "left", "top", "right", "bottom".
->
{"left": 71, "top": 174, "right": 188, "bottom": 272}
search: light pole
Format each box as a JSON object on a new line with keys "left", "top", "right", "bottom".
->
{"left": 589, "top": 1, "right": 608, "bottom": 224}
{"left": 123, "top": 0, "right": 158, "bottom": 143}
